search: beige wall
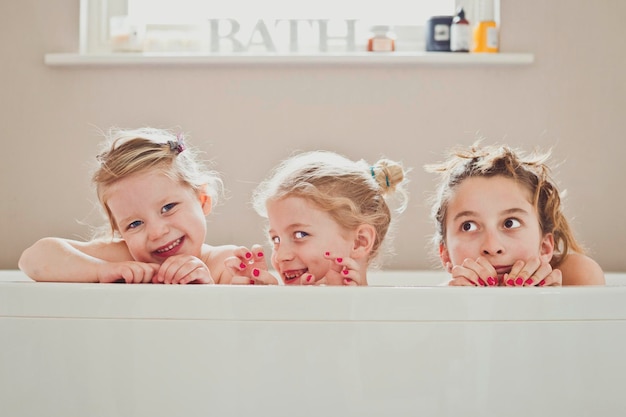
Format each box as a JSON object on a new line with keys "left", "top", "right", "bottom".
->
{"left": 2, "top": 0, "right": 625, "bottom": 271}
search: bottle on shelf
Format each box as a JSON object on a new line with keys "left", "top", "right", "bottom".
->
{"left": 450, "top": 7, "right": 470, "bottom": 52}
{"left": 472, "top": 0, "right": 499, "bottom": 53}
{"left": 367, "top": 25, "right": 396, "bottom": 52}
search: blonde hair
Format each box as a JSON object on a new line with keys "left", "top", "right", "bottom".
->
{"left": 93, "top": 127, "right": 223, "bottom": 236}
{"left": 425, "top": 142, "right": 584, "bottom": 268}
{"left": 253, "top": 150, "right": 409, "bottom": 266}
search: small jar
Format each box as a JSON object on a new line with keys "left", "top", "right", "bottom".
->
{"left": 367, "top": 25, "right": 395, "bottom": 52}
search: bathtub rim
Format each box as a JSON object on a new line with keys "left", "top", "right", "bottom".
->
{"left": 1, "top": 279, "right": 625, "bottom": 322}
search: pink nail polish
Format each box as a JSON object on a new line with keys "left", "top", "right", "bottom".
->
{"left": 515, "top": 277, "right": 523, "bottom": 286}
{"left": 342, "top": 269, "right": 349, "bottom": 275}
{"left": 487, "top": 277, "right": 495, "bottom": 286}
{"left": 240, "top": 263, "right": 246, "bottom": 269}
{"left": 525, "top": 278, "right": 533, "bottom": 285}
{"left": 306, "top": 274, "right": 313, "bottom": 283}
{"left": 539, "top": 279, "right": 546, "bottom": 286}
{"left": 336, "top": 258, "right": 343, "bottom": 263}
{"left": 253, "top": 268, "right": 260, "bottom": 277}
{"left": 325, "top": 252, "right": 330, "bottom": 256}
{"left": 245, "top": 252, "right": 252, "bottom": 259}
{"left": 249, "top": 279, "right": 255, "bottom": 285}
{"left": 506, "top": 279, "right": 514, "bottom": 286}
{"left": 257, "top": 252, "right": 264, "bottom": 257}
{"left": 478, "top": 278, "right": 486, "bottom": 286}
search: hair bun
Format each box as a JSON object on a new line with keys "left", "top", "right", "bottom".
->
{"left": 371, "top": 159, "right": 405, "bottom": 193}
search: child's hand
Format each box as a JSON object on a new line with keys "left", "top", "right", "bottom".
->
{"left": 154, "top": 255, "right": 215, "bottom": 284}
{"left": 97, "top": 261, "right": 160, "bottom": 284}
{"left": 446, "top": 256, "right": 499, "bottom": 287}
{"left": 302, "top": 252, "right": 367, "bottom": 286}
{"left": 224, "top": 245, "right": 278, "bottom": 285}
{"left": 503, "top": 257, "right": 563, "bottom": 286}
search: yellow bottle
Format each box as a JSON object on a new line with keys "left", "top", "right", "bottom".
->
{"left": 472, "top": 0, "right": 499, "bottom": 53}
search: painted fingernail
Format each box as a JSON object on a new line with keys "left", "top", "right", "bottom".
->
{"left": 325, "top": 252, "right": 330, "bottom": 256}
{"left": 336, "top": 257, "right": 343, "bottom": 263}
{"left": 306, "top": 274, "right": 313, "bottom": 283}
{"left": 525, "top": 278, "right": 533, "bottom": 285}
{"left": 342, "top": 269, "right": 349, "bottom": 275}
{"left": 539, "top": 279, "right": 546, "bottom": 286}
{"left": 249, "top": 279, "right": 255, "bottom": 285}
{"left": 343, "top": 278, "right": 352, "bottom": 285}
{"left": 506, "top": 279, "right": 514, "bottom": 286}
{"left": 245, "top": 252, "right": 252, "bottom": 259}
{"left": 253, "top": 268, "right": 260, "bottom": 277}
{"left": 515, "top": 277, "right": 524, "bottom": 286}
{"left": 478, "top": 278, "right": 486, "bottom": 286}
{"left": 257, "top": 252, "right": 264, "bottom": 257}
{"left": 487, "top": 277, "right": 495, "bottom": 286}
{"left": 240, "top": 263, "right": 246, "bottom": 269}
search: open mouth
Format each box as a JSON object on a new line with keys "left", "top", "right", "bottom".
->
{"left": 282, "top": 268, "right": 308, "bottom": 284}
{"left": 153, "top": 237, "right": 183, "bottom": 257}
{"left": 494, "top": 265, "right": 512, "bottom": 278}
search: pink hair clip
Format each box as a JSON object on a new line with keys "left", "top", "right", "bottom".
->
{"left": 168, "top": 133, "right": 186, "bottom": 155}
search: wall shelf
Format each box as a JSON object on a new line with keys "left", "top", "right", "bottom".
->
{"left": 44, "top": 52, "right": 534, "bottom": 67}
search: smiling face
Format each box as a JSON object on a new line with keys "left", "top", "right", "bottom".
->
{"left": 104, "top": 170, "right": 210, "bottom": 264}
{"left": 266, "top": 196, "right": 357, "bottom": 285}
{"left": 440, "top": 175, "right": 554, "bottom": 278}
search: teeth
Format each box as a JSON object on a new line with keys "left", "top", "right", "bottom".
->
{"left": 284, "top": 269, "right": 307, "bottom": 281}
{"left": 156, "top": 238, "right": 182, "bottom": 253}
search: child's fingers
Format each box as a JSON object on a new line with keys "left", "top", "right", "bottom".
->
{"left": 539, "top": 268, "right": 562, "bottom": 286}
{"left": 510, "top": 257, "right": 541, "bottom": 286}
{"left": 334, "top": 258, "right": 365, "bottom": 286}
{"left": 447, "top": 277, "right": 477, "bottom": 286}
{"left": 250, "top": 244, "right": 267, "bottom": 264}
{"left": 300, "top": 273, "right": 316, "bottom": 285}
{"left": 323, "top": 251, "right": 347, "bottom": 274}
{"left": 230, "top": 275, "right": 256, "bottom": 285}
{"left": 523, "top": 259, "right": 553, "bottom": 286}
{"left": 450, "top": 263, "right": 480, "bottom": 286}
{"left": 250, "top": 268, "right": 279, "bottom": 285}
{"left": 224, "top": 255, "right": 249, "bottom": 275}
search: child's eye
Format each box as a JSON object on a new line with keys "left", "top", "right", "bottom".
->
{"left": 162, "top": 203, "right": 177, "bottom": 213}
{"left": 271, "top": 236, "right": 280, "bottom": 245}
{"left": 128, "top": 220, "right": 143, "bottom": 230}
{"left": 294, "top": 231, "right": 309, "bottom": 239}
{"left": 461, "top": 221, "right": 477, "bottom": 232}
{"left": 503, "top": 218, "right": 522, "bottom": 229}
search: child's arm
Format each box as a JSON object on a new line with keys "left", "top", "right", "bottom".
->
{"left": 18, "top": 237, "right": 159, "bottom": 283}
{"left": 558, "top": 253, "right": 605, "bottom": 285}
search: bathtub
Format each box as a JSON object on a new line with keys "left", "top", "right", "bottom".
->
{"left": 1, "top": 269, "right": 625, "bottom": 417}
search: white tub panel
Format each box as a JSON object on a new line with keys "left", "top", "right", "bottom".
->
{"left": 1, "top": 317, "right": 625, "bottom": 416}
{"left": 2, "top": 270, "right": 626, "bottom": 416}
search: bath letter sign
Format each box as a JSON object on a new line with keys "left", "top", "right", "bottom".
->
{"left": 208, "top": 19, "right": 358, "bottom": 53}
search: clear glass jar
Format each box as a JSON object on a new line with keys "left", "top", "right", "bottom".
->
{"left": 367, "top": 25, "right": 396, "bottom": 52}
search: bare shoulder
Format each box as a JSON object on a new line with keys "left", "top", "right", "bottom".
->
{"left": 559, "top": 252, "right": 605, "bottom": 285}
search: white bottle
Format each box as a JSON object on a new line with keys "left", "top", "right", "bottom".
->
{"left": 450, "top": 7, "right": 470, "bottom": 52}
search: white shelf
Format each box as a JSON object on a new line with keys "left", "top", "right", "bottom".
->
{"left": 44, "top": 51, "right": 534, "bottom": 66}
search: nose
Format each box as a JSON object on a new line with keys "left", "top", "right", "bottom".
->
{"left": 274, "top": 241, "right": 295, "bottom": 263}
{"left": 147, "top": 219, "right": 169, "bottom": 241}
{"left": 481, "top": 229, "right": 504, "bottom": 256}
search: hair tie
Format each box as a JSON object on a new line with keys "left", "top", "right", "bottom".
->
{"left": 168, "top": 133, "right": 186, "bottom": 155}
{"left": 370, "top": 166, "right": 390, "bottom": 188}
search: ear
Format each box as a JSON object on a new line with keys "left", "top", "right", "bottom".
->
{"left": 439, "top": 243, "right": 451, "bottom": 268}
{"left": 198, "top": 187, "right": 212, "bottom": 216}
{"left": 350, "top": 224, "right": 376, "bottom": 259}
{"left": 540, "top": 233, "right": 555, "bottom": 262}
